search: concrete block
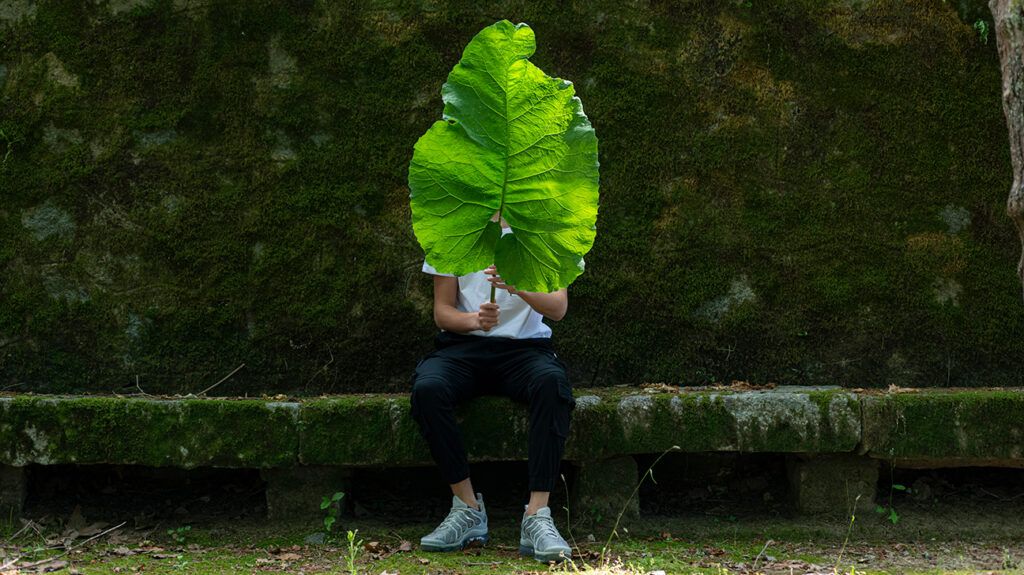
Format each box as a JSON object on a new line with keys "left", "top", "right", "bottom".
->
{"left": 261, "top": 466, "right": 352, "bottom": 522}
{"left": 0, "top": 465, "right": 26, "bottom": 521}
{"left": 786, "top": 453, "right": 878, "bottom": 515}
{"left": 570, "top": 456, "right": 639, "bottom": 528}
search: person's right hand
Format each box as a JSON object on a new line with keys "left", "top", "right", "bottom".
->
{"left": 477, "top": 301, "right": 500, "bottom": 331}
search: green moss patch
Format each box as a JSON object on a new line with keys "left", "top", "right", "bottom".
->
{"left": 0, "top": 1, "right": 1020, "bottom": 394}
{"left": 861, "top": 389, "right": 1024, "bottom": 462}
{"left": 0, "top": 387, "right": 859, "bottom": 467}
{"left": 0, "top": 395, "right": 299, "bottom": 467}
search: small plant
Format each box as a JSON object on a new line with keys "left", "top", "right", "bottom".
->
{"left": 1002, "top": 546, "right": 1017, "bottom": 570}
{"left": 166, "top": 525, "right": 191, "bottom": 545}
{"left": 321, "top": 491, "right": 345, "bottom": 534}
{"left": 875, "top": 483, "right": 908, "bottom": 525}
{"left": 600, "top": 445, "right": 682, "bottom": 567}
{"left": 974, "top": 19, "right": 989, "bottom": 44}
{"left": 557, "top": 447, "right": 679, "bottom": 572}
{"left": 834, "top": 494, "right": 860, "bottom": 573}
{"left": 345, "top": 528, "right": 362, "bottom": 575}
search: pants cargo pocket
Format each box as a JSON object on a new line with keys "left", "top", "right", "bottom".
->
{"left": 552, "top": 375, "right": 575, "bottom": 440}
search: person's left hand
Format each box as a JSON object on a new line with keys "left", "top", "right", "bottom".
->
{"left": 484, "top": 265, "right": 519, "bottom": 296}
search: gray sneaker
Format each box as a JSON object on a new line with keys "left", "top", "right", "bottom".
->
{"left": 419, "top": 493, "right": 489, "bottom": 552}
{"left": 519, "top": 506, "right": 572, "bottom": 563}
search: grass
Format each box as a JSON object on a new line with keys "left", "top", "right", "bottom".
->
{"left": 3, "top": 512, "right": 1024, "bottom": 574}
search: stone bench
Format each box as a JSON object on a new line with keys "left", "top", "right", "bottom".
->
{"left": 0, "top": 386, "right": 1020, "bottom": 523}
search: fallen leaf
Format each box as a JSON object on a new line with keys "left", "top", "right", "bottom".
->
{"left": 67, "top": 505, "right": 87, "bottom": 532}
{"left": 397, "top": 540, "right": 413, "bottom": 552}
{"left": 77, "top": 522, "right": 108, "bottom": 537}
{"left": 278, "top": 553, "right": 301, "bottom": 561}
{"left": 640, "top": 383, "right": 678, "bottom": 393}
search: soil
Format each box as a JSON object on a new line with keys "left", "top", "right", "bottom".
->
{"left": 7, "top": 460, "right": 1024, "bottom": 574}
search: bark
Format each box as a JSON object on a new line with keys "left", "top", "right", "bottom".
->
{"left": 990, "top": 0, "right": 1024, "bottom": 299}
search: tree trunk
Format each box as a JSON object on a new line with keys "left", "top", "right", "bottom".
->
{"left": 990, "top": 0, "right": 1024, "bottom": 300}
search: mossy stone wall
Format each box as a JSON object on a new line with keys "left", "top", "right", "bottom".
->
{"left": 1, "top": 0, "right": 1021, "bottom": 394}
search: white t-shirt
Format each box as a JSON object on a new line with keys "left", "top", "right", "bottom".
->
{"left": 422, "top": 228, "right": 552, "bottom": 339}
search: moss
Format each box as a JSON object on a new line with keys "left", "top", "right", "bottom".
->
{"left": 0, "top": 387, "right": 858, "bottom": 469}
{"left": 0, "top": 0, "right": 1021, "bottom": 393}
{"left": 861, "top": 390, "right": 1024, "bottom": 460}
{"left": 0, "top": 395, "right": 299, "bottom": 467}
{"left": 300, "top": 387, "right": 864, "bottom": 463}
{"left": 298, "top": 395, "right": 431, "bottom": 466}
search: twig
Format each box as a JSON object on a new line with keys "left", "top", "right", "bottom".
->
{"left": 141, "top": 519, "right": 164, "bottom": 539}
{"left": 135, "top": 374, "right": 151, "bottom": 397}
{"left": 560, "top": 472, "right": 583, "bottom": 561}
{"left": 305, "top": 350, "right": 335, "bottom": 386}
{"left": 753, "top": 538, "right": 773, "bottom": 570}
{"left": 25, "top": 518, "right": 48, "bottom": 545}
{"left": 978, "top": 487, "right": 1024, "bottom": 501}
{"left": 15, "top": 520, "right": 127, "bottom": 569}
{"left": 0, "top": 520, "right": 33, "bottom": 545}
{"left": 197, "top": 364, "right": 245, "bottom": 396}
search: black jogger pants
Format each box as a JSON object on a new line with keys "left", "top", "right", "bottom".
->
{"left": 409, "top": 330, "right": 576, "bottom": 492}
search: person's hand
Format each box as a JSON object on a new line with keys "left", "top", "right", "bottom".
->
{"left": 484, "top": 265, "right": 519, "bottom": 296}
{"left": 477, "top": 301, "right": 500, "bottom": 331}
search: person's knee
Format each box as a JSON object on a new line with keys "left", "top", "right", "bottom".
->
{"left": 411, "top": 375, "right": 451, "bottom": 409}
{"left": 528, "top": 368, "right": 556, "bottom": 392}
{"left": 530, "top": 370, "right": 573, "bottom": 407}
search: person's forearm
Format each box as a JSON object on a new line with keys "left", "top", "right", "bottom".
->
{"left": 434, "top": 304, "right": 481, "bottom": 333}
{"left": 517, "top": 291, "right": 567, "bottom": 321}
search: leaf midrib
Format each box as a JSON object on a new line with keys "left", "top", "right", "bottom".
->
{"left": 497, "top": 53, "right": 511, "bottom": 225}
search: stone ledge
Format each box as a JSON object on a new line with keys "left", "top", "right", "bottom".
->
{"left": 0, "top": 386, "right": 859, "bottom": 467}
{"left": 0, "top": 396, "right": 300, "bottom": 468}
{"left": 860, "top": 390, "right": 1024, "bottom": 466}
{"left": 0, "top": 387, "right": 1020, "bottom": 468}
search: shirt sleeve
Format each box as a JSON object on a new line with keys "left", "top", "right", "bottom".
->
{"left": 422, "top": 260, "right": 455, "bottom": 277}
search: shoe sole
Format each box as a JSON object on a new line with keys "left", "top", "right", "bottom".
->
{"left": 519, "top": 544, "right": 571, "bottom": 563}
{"left": 420, "top": 533, "right": 489, "bottom": 552}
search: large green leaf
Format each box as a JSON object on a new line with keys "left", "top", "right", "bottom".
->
{"left": 408, "top": 19, "right": 599, "bottom": 293}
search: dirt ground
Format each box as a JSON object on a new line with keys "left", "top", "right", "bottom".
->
{"left": 3, "top": 459, "right": 1024, "bottom": 574}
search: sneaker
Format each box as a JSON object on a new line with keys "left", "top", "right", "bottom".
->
{"left": 519, "top": 506, "right": 572, "bottom": 563}
{"left": 419, "top": 493, "right": 489, "bottom": 552}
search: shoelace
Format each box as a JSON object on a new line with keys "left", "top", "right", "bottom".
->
{"left": 524, "top": 514, "right": 560, "bottom": 542}
{"left": 434, "top": 507, "right": 480, "bottom": 541}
